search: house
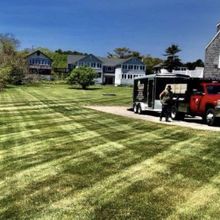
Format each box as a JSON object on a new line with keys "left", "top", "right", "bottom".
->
{"left": 26, "top": 50, "right": 53, "bottom": 80}
{"left": 67, "top": 54, "right": 146, "bottom": 85}
{"left": 153, "top": 64, "right": 204, "bottom": 78}
{"left": 204, "top": 23, "right": 220, "bottom": 80}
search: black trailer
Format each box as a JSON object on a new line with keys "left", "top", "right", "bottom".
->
{"left": 133, "top": 73, "right": 191, "bottom": 116}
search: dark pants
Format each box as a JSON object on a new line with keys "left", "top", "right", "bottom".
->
{"left": 160, "top": 105, "right": 170, "bottom": 121}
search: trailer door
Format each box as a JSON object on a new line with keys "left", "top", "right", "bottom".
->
{"left": 147, "top": 79, "right": 154, "bottom": 107}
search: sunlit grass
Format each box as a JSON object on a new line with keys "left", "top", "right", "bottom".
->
{"left": 0, "top": 83, "right": 219, "bottom": 219}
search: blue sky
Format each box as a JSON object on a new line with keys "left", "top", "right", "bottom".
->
{"left": 0, "top": 0, "right": 220, "bottom": 61}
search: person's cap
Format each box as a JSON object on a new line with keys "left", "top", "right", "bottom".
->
{"left": 167, "top": 85, "right": 172, "bottom": 89}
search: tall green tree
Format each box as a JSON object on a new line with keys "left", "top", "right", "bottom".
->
{"left": 142, "top": 55, "right": 164, "bottom": 74}
{"left": 0, "top": 33, "right": 27, "bottom": 86}
{"left": 164, "top": 44, "right": 182, "bottom": 72}
{"left": 108, "top": 47, "right": 132, "bottom": 59}
{"left": 0, "top": 33, "right": 20, "bottom": 56}
{"left": 67, "top": 67, "right": 97, "bottom": 89}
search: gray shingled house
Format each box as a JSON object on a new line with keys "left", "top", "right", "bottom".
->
{"left": 204, "top": 23, "right": 220, "bottom": 80}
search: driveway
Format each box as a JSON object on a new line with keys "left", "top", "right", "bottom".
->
{"left": 86, "top": 106, "right": 220, "bottom": 132}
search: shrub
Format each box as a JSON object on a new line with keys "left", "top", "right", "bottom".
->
{"left": 0, "top": 66, "right": 11, "bottom": 91}
{"left": 67, "top": 67, "right": 97, "bottom": 89}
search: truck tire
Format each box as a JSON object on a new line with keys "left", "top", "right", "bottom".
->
{"left": 171, "top": 106, "right": 185, "bottom": 120}
{"left": 205, "top": 108, "right": 216, "bottom": 126}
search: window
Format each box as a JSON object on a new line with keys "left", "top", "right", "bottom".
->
{"left": 206, "top": 85, "right": 220, "bottom": 94}
{"left": 123, "top": 65, "right": 127, "bottom": 69}
{"left": 97, "top": 63, "right": 102, "bottom": 68}
{"left": 134, "top": 65, "right": 137, "bottom": 70}
{"left": 128, "top": 65, "right": 133, "bottom": 70}
{"left": 97, "top": 72, "right": 102, "bottom": 78}
{"left": 91, "top": 63, "right": 96, "bottom": 68}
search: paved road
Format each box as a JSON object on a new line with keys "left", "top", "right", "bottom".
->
{"left": 86, "top": 106, "right": 220, "bottom": 132}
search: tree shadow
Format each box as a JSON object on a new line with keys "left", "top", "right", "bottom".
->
{"left": 68, "top": 86, "right": 102, "bottom": 90}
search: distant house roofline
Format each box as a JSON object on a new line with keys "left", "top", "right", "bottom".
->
{"left": 25, "top": 50, "right": 53, "bottom": 61}
{"left": 205, "top": 30, "right": 220, "bottom": 49}
{"left": 68, "top": 54, "right": 145, "bottom": 66}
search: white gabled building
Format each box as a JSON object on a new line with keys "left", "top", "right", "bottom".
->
{"left": 67, "top": 54, "right": 146, "bottom": 85}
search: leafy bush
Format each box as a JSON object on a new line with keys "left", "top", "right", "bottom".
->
{"left": 67, "top": 67, "right": 97, "bottom": 89}
{"left": 0, "top": 66, "right": 11, "bottom": 90}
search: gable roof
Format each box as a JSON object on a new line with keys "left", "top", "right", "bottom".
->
{"left": 25, "top": 50, "right": 53, "bottom": 61}
{"left": 79, "top": 54, "right": 103, "bottom": 63}
{"left": 206, "top": 24, "right": 220, "bottom": 49}
{"left": 67, "top": 55, "right": 86, "bottom": 64}
{"left": 67, "top": 54, "right": 145, "bottom": 66}
{"left": 98, "top": 57, "right": 127, "bottom": 66}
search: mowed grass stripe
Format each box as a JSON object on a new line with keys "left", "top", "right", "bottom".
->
{"left": 0, "top": 84, "right": 220, "bottom": 219}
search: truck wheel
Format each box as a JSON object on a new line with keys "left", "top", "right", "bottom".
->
{"left": 205, "top": 108, "right": 216, "bottom": 126}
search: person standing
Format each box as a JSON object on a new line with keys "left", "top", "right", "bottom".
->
{"left": 159, "top": 85, "right": 173, "bottom": 122}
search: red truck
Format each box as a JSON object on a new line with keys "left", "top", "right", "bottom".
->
{"left": 133, "top": 74, "right": 220, "bottom": 126}
{"left": 171, "top": 80, "right": 220, "bottom": 126}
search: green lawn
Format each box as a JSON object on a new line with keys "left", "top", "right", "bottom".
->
{"left": 0, "top": 84, "right": 220, "bottom": 219}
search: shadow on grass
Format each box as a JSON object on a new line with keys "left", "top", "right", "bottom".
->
{"left": 68, "top": 86, "right": 103, "bottom": 90}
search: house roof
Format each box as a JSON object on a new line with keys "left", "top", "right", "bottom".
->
{"left": 67, "top": 55, "right": 86, "bottom": 64}
{"left": 206, "top": 25, "right": 220, "bottom": 49}
{"left": 25, "top": 50, "right": 53, "bottom": 61}
{"left": 67, "top": 54, "right": 145, "bottom": 66}
{"left": 98, "top": 57, "right": 127, "bottom": 66}
{"left": 153, "top": 63, "right": 165, "bottom": 68}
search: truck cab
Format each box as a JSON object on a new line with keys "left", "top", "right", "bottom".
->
{"left": 188, "top": 82, "right": 220, "bottom": 125}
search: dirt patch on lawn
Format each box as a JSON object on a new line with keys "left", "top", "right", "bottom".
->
{"left": 86, "top": 106, "right": 220, "bottom": 132}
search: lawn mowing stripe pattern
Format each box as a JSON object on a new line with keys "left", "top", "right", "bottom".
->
{"left": 0, "top": 84, "right": 220, "bottom": 220}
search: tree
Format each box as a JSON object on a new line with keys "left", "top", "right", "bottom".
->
{"left": 164, "top": 44, "right": 182, "bottom": 72}
{"left": 0, "top": 33, "right": 20, "bottom": 56}
{"left": 142, "top": 55, "right": 164, "bottom": 74}
{"left": 0, "top": 33, "right": 27, "bottom": 86}
{"left": 67, "top": 67, "right": 97, "bottom": 89}
{"left": 9, "top": 54, "right": 28, "bottom": 85}
{"left": 185, "top": 59, "right": 204, "bottom": 70}
{"left": 108, "top": 47, "right": 132, "bottom": 59}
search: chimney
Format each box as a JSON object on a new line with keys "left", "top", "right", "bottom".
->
{"left": 217, "top": 23, "right": 220, "bottom": 32}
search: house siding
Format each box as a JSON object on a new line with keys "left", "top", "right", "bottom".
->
{"left": 204, "top": 32, "right": 220, "bottom": 80}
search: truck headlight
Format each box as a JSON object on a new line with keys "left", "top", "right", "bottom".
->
{"left": 217, "top": 100, "right": 220, "bottom": 107}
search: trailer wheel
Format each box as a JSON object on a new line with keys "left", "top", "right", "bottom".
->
{"left": 137, "top": 104, "right": 143, "bottom": 114}
{"left": 205, "top": 108, "right": 216, "bottom": 126}
{"left": 171, "top": 106, "right": 185, "bottom": 120}
{"left": 133, "top": 104, "right": 138, "bottom": 114}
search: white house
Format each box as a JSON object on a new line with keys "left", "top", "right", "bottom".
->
{"left": 67, "top": 54, "right": 146, "bottom": 85}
